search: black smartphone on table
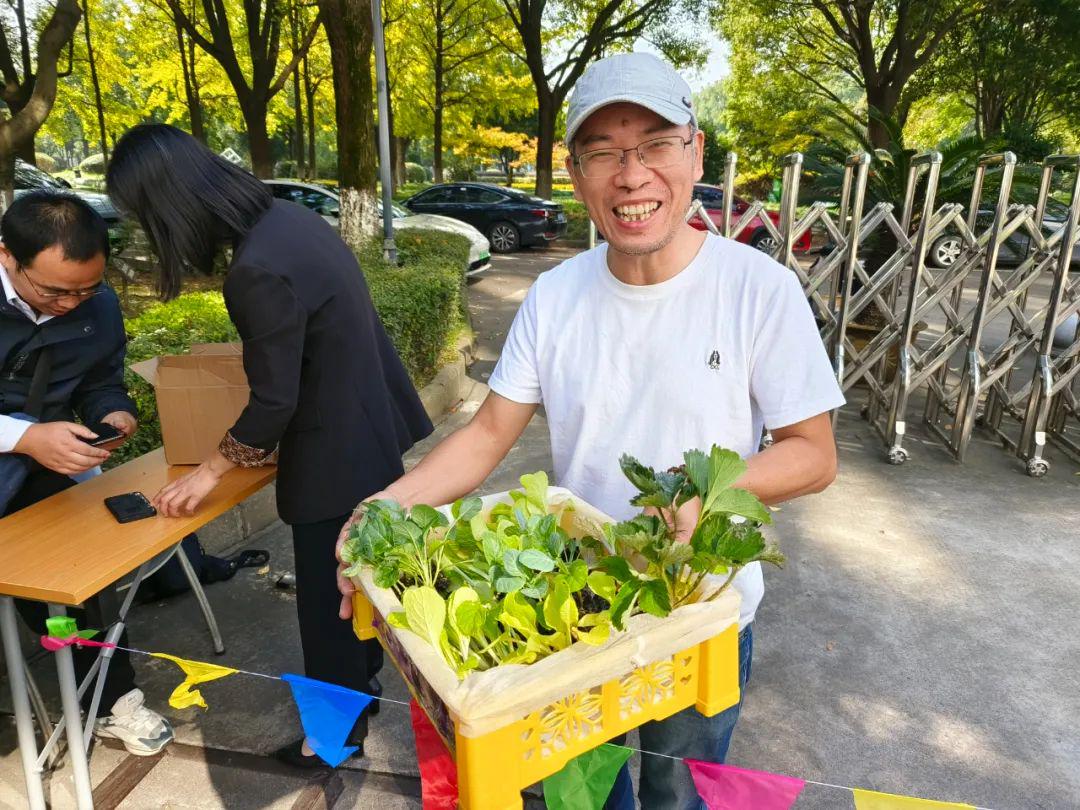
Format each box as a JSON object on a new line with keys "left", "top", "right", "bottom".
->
{"left": 104, "top": 492, "right": 157, "bottom": 523}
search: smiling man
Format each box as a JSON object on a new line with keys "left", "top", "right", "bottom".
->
{"left": 337, "top": 53, "right": 844, "bottom": 807}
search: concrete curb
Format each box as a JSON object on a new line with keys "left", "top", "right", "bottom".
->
{"left": 199, "top": 338, "right": 477, "bottom": 555}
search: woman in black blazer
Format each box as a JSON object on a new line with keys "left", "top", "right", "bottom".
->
{"left": 106, "top": 125, "right": 433, "bottom": 766}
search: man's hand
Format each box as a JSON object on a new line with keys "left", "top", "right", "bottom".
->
{"left": 645, "top": 496, "right": 701, "bottom": 544}
{"left": 14, "top": 421, "right": 109, "bottom": 475}
{"left": 100, "top": 411, "right": 137, "bottom": 437}
{"left": 98, "top": 411, "right": 138, "bottom": 450}
{"left": 335, "top": 489, "right": 393, "bottom": 620}
{"left": 152, "top": 463, "right": 223, "bottom": 517}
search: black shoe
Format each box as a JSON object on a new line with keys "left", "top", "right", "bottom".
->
{"left": 274, "top": 738, "right": 365, "bottom": 769}
{"left": 366, "top": 677, "right": 382, "bottom": 717}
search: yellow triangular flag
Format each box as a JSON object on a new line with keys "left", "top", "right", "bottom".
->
{"left": 853, "top": 788, "right": 976, "bottom": 810}
{"left": 151, "top": 653, "right": 238, "bottom": 710}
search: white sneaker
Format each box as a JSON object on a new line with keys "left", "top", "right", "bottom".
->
{"left": 94, "top": 688, "right": 174, "bottom": 756}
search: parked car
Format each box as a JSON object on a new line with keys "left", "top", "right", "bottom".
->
{"left": 926, "top": 199, "right": 1080, "bottom": 269}
{"left": 689, "top": 184, "right": 812, "bottom": 254}
{"left": 265, "top": 180, "right": 491, "bottom": 276}
{"left": 13, "top": 158, "right": 121, "bottom": 227}
{"left": 402, "top": 182, "right": 566, "bottom": 253}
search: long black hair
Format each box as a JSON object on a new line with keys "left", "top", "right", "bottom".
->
{"left": 106, "top": 124, "right": 272, "bottom": 300}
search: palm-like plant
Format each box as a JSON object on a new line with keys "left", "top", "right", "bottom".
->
{"left": 802, "top": 106, "right": 1043, "bottom": 210}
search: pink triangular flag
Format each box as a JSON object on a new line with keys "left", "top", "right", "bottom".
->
{"left": 687, "top": 760, "right": 806, "bottom": 810}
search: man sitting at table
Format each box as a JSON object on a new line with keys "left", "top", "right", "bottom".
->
{"left": 0, "top": 190, "right": 173, "bottom": 756}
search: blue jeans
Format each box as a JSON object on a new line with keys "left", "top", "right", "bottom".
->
{"left": 0, "top": 414, "right": 100, "bottom": 513}
{"left": 603, "top": 625, "right": 754, "bottom": 810}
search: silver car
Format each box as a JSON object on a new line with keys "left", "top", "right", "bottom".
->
{"left": 264, "top": 180, "right": 492, "bottom": 276}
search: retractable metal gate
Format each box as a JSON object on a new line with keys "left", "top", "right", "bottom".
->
{"left": 681, "top": 148, "right": 1080, "bottom": 476}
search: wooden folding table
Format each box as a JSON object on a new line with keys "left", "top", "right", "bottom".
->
{"left": 0, "top": 449, "right": 275, "bottom": 810}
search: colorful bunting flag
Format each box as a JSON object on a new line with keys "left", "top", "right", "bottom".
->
{"left": 542, "top": 744, "right": 633, "bottom": 810}
{"left": 852, "top": 789, "right": 976, "bottom": 810}
{"left": 151, "top": 653, "right": 238, "bottom": 710}
{"left": 409, "top": 700, "right": 458, "bottom": 810}
{"left": 27, "top": 623, "right": 989, "bottom": 810}
{"left": 686, "top": 761, "right": 806, "bottom": 810}
{"left": 281, "top": 673, "right": 373, "bottom": 767}
{"left": 45, "top": 616, "right": 98, "bottom": 640}
{"left": 40, "top": 636, "right": 116, "bottom": 652}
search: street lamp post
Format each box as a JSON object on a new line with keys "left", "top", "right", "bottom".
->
{"left": 371, "top": 0, "right": 397, "bottom": 263}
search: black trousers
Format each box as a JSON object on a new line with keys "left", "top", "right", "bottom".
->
{"left": 290, "top": 512, "right": 383, "bottom": 690}
{"left": 5, "top": 469, "right": 137, "bottom": 711}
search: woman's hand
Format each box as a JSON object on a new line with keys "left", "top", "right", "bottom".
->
{"left": 336, "top": 489, "right": 393, "bottom": 620}
{"left": 152, "top": 463, "right": 224, "bottom": 517}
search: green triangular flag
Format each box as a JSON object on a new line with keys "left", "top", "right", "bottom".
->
{"left": 543, "top": 744, "right": 634, "bottom": 810}
{"left": 45, "top": 616, "right": 98, "bottom": 640}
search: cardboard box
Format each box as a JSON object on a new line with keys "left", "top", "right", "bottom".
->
{"left": 130, "top": 343, "right": 250, "bottom": 465}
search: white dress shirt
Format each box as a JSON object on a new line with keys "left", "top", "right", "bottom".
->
{"left": 0, "top": 262, "right": 53, "bottom": 452}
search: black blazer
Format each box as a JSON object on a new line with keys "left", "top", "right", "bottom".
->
{"left": 223, "top": 200, "right": 433, "bottom": 525}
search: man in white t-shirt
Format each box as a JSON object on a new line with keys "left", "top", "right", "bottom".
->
{"left": 337, "top": 52, "right": 844, "bottom": 808}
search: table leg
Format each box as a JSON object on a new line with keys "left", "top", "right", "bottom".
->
{"left": 48, "top": 604, "right": 95, "bottom": 809}
{"left": 0, "top": 596, "right": 47, "bottom": 810}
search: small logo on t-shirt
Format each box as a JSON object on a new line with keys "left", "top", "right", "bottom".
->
{"left": 707, "top": 350, "right": 721, "bottom": 370}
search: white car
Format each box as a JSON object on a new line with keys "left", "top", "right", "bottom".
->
{"left": 264, "top": 180, "right": 491, "bottom": 276}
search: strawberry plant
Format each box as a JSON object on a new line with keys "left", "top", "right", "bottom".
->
{"left": 340, "top": 446, "right": 785, "bottom": 678}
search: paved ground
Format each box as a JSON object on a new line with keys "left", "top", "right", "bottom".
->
{"left": 3, "top": 245, "right": 1079, "bottom": 809}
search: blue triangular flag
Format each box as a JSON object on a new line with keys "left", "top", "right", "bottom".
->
{"left": 281, "top": 673, "right": 374, "bottom": 767}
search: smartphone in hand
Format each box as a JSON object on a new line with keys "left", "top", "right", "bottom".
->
{"left": 82, "top": 422, "right": 124, "bottom": 448}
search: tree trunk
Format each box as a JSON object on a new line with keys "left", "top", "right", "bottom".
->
{"left": 173, "top": 10, "right": 205, "bottom": 142}
{"left": 865, "top": 83, "right": 900, "bottom": 149}
{"left": 393, "top": 135, "right": 408, "bottom": 187}
{"left": 186, "top": 36, "right": 206, "bottom": 143}
{"left": 387, "top": 108, "right": 398, "bottom": 190}
{"left": 0, "top": 154, "right": 14, "bottom": 213}
{"left": 318, "top": 0, "right": 379, "bottom": 248}
{"left": 83, "top": 0, "right": 109, "bottom": 164}
{"left": 306, "top": 86, "right": 317, "bottom": 179}
{"left": 290, "top": 7, "right": 305, "bottom": 178}
{"left": 244, "top": 99, "right": 274, "bottom": 178}
{"left": 534, "top": 89, "right": 556, "bottom": 199}
{"left": 15, "top": 140, "right": 35, "bottom": 167}
{"left": 293, "top": 73, "right": 305, "bottom": 176}
{"left": 0, "top": 0, "right": 81, "bottom": 204}
{"left": 303, "top": 55, "right": 317, "bottom": 179}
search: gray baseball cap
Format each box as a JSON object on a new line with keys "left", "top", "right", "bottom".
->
{"left": 565, "top": 52, "right": 696, "bottom": 149}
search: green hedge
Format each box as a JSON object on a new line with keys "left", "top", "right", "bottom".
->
{"left": 111, "top": 229, "right": 471, "bottom": 466}
{"left": 562, "top": 199, "right": 590, "bottom": 242}
{"left": 361, "top": 228, "right": 471, "bottom": 382}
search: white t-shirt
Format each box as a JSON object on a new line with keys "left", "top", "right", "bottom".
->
{"left": 489, "top": 233, "right": 846, "bottom": 628}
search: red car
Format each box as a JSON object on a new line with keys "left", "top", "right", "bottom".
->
{"left": 689, "top": 184, "right": 811, "bottom": 254}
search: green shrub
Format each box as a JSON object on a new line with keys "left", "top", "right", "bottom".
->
{"left": 562, "top": 199, "right": 591, "bottom": 242}
{"left": 275, "top": 159, "right": 298, "bottom": 177}
{"left": 78, "top": 152, "right": 107, "bottom": 175}
{"left": 111, "top": 231, "right": 469, "bottom": 466}
{"left": 362, "top": 228, "right": 471, "bottom": 381}
{"left": 405, "top": 162, "right": 428, "bottom": 183}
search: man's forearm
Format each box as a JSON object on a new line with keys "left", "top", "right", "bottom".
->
{"left": 384, "top": 420, "right": 511, "bottom": 509}
{"left": 738, "top": 434, "right": 837, "bottom": 505}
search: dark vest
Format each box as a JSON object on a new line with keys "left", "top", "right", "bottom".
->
{"left": 0, "top": 288, "right": 135, "bottom": 425}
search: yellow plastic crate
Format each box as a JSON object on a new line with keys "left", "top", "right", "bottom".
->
{"left": 352, "top": 591, "right": 740, "bottom": 810}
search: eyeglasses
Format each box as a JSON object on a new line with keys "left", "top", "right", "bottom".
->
{"left": 573, "top": 135, "right": 694, "bottom": 179}
{"left": 18, "top": 264, "right": 104, "bottom": 300}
